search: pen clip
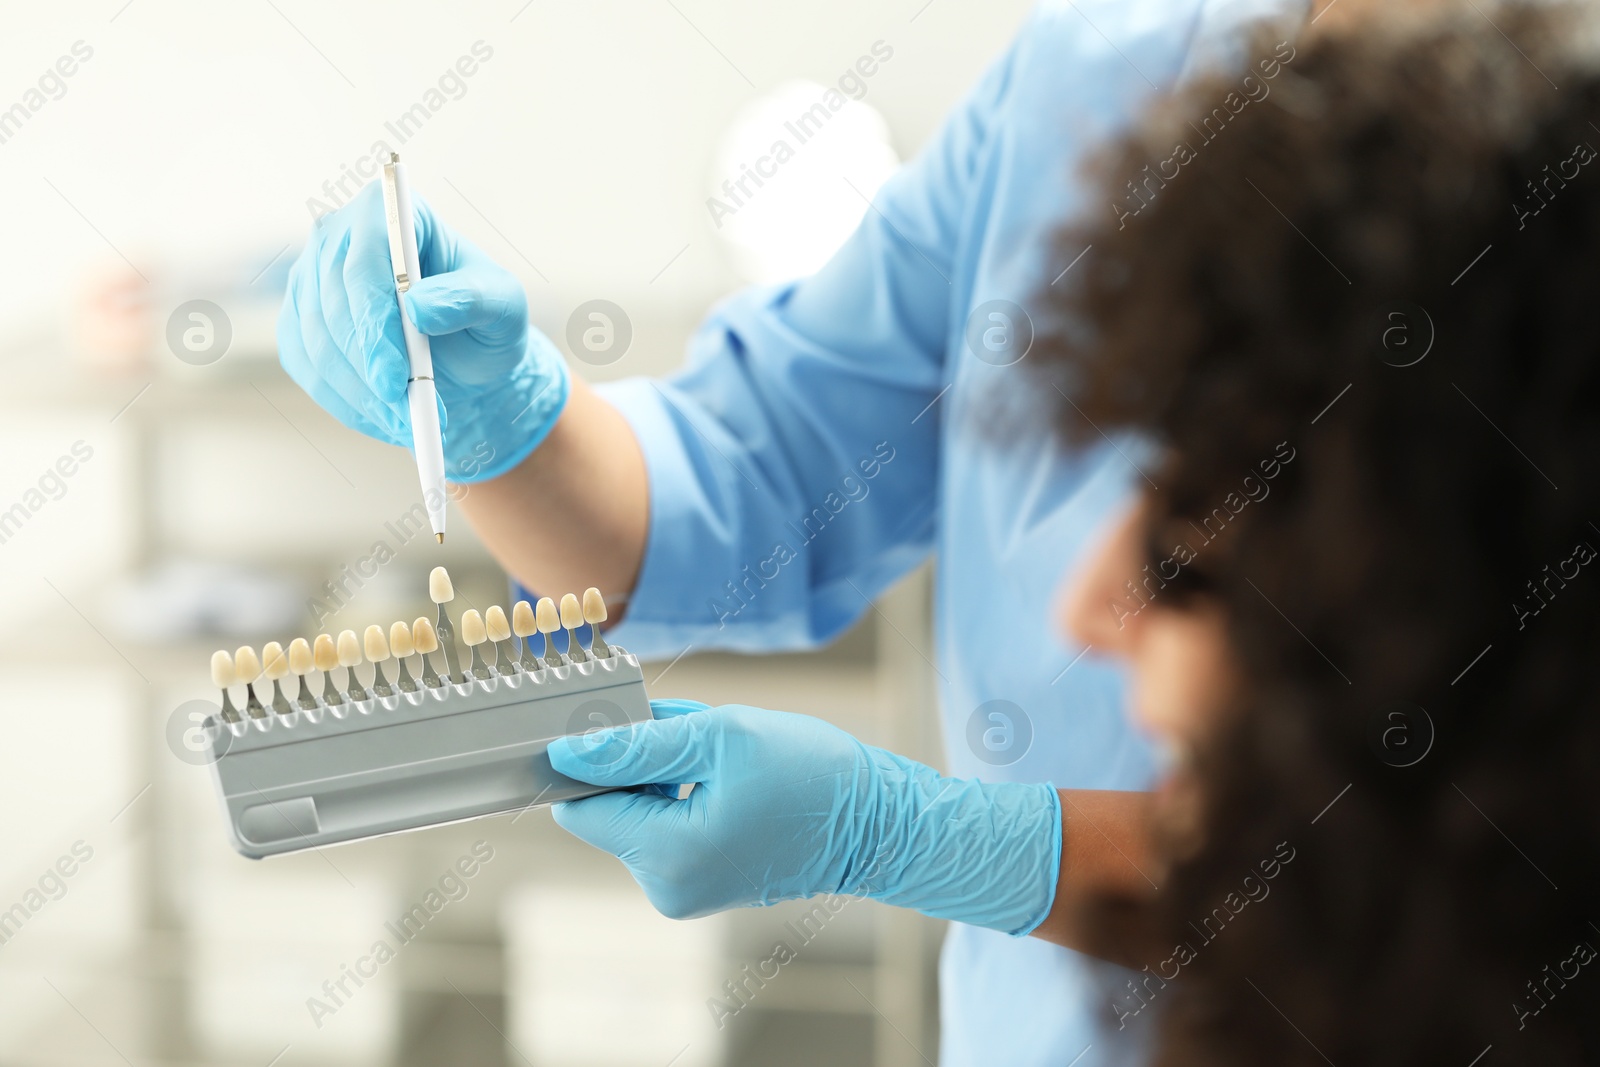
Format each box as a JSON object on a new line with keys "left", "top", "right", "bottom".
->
{"left": 381, "top": 153, "right": 411, "bottom": 293}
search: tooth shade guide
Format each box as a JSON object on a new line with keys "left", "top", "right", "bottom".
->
{"left": 210, "top": 650, "right": 236, "bottom": 690}
{"left": 460, "top": 610, "right": 487, "bottom": 647}
{"left": 389, "top": 621, "right": 415, "bottom": 658}
{"left": 511, "top": 601, "right": 536, "bottom": 638}
{"left": 364, "top": 625, "right": 391, "bottom": 662}
{"left": 313, "top": 634, "right": 339, "bottom": 672}
{"left": 233, "top": 646, "right": 262, "bottom": 684}
{"left": 580, "top": 588, "right": 612, "bottom": 659}
{"left": 262, "top": 642, "right": 290, "bottom": 680}
{"left": 288, "top": 638, "right": 314, "bottom": 676}
{"left": 429, "top": 566, "right": 454, "bottom": 604}
{"left": 411, "top": 617, "right": 439, "bottom": 654}
{"left": 485, "top": 606, "right": 511, "bottom": 642}
{"left": 336, "top": 631, "right": 362, "bottom": 668}
{"left": 559, "top": 594, "right": 589, "bottom": 663}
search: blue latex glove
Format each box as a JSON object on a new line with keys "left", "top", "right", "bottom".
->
{"left": 277, "top": 180, "right": 568, "bottom": 483}
{"left": 547, "top": 699, "right": 1063, "bottom": 934}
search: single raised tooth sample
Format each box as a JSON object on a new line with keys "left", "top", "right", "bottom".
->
{"left": 314, "top": 633, "right": 343, "bottom": 706}
{"left": 262, "top": 641, "right": 289, "bottom": 680}
{"left": 559, "top": 593, "right": 588, "bottom": 663}
{"left": 234, "top": 645, "right": 263, "bottom": 684}
{"left": 582, "top": 588, "right": 607, "bottom": 625}
{"left": 411, "top": 617, "right": 439, "bottom": 654}
{"left": 211, "top": 650, "right": 236, "bottom": 690}
{"left": 288, "top": 638, "right": 314, "bottom": 675}
{"left": 389, "top": 621, "right": 415, "bottom": 658}
{"left": 582, "top": 587, "right": 613, "bottom": 658}
{"left": 363, "top": 624, "right": 391, "bottom": 662}
{"left": 429, "top": 566, "right": 455, "bottom": 604}
{"left": 288, "top": 637, "right": 318, "bottom": 710}
{"left": 485, "top": 605, "right": 511, "bottom": 643}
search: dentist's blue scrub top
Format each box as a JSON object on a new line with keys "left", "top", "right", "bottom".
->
{"left": 590, "top": 1, "right": 1306, "bottom": 1062}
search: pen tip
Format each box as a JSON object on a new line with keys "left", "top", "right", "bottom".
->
{"left": 436, "top": 533, "right": 445, "bottom": 544}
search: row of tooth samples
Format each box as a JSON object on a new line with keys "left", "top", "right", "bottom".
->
{"left": 208, "top": 568, "right": 613, "bottom": 721}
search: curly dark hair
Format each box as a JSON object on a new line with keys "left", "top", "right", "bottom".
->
{"left": 1035, "top": 5, "right": 1600, "bottom": 1065}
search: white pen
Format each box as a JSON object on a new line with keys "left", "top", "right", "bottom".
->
{"left": 380, "top": 152, "right": 448, "bottom": 544}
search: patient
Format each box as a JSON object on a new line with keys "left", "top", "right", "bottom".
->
{"left": 1037, "top": 4, "right": 1600, "bottom": 1063}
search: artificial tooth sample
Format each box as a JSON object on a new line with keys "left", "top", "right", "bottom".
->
{"left": 511, "top": 600, "right": 541, "bottom": 672}
{"left": 211, "top": 650, "right": 241, "bottom": 724}
{"left": 429, "top": 566, "right": 463, "bottom": 683}
{"left": 536, "top": 596, "right": 564, "bottom": 668}
{"left": 314, "top": 633, "right": 343, "bottom": 706}
{"left": 337, "top": 629, "right": 367, "bottom": 702}
{"left": 460, "top": 609, "right": 493, "bottom": 681}
{"left": 582, "top": 587, "right": 612, "bottom": 659}
{"left": 364, "top": 624, "right": 394, "bottom": 698}
{"left": 288, "top": 637, "right": 319, "bottom": 711}
{"left": 235, "top": 645, "right": 267, "bottom": 719}
{"left": 412, "top": 616, "right": 443, "bottom": 689}
{"left": 262, "top": 641, "right": 294, "bottom": 716}
{"left": 485, "top": 605, "right": 516, "bottom": 675}
{"left": 560, "top": 593, "right": 588, "bottom": 663}
{"left": 389, "top": 621, "right": 418, "bottom": 693}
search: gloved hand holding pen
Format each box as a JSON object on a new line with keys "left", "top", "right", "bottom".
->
{"left": 548, "top": 698, "right": 1064, "bottom": 933}
{"left": 277, "top": 180, "right": 568, "bottom": 484}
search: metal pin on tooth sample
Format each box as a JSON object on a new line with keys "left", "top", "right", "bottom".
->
{"left": 430, "top": 567, "right": 464, "bottom": 683}
{"left": 313, "top": 633, "right": 343, "bottom": 707}
{"left": 235, "top": 646, "right": 267, "bottom": 719}
{"left": 288, "top": 638, "right": 319, "bottom": 711}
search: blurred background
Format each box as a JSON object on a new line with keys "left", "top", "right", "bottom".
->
{"left": 0, "top": 1, "right": 1033, "bottom": 1064}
